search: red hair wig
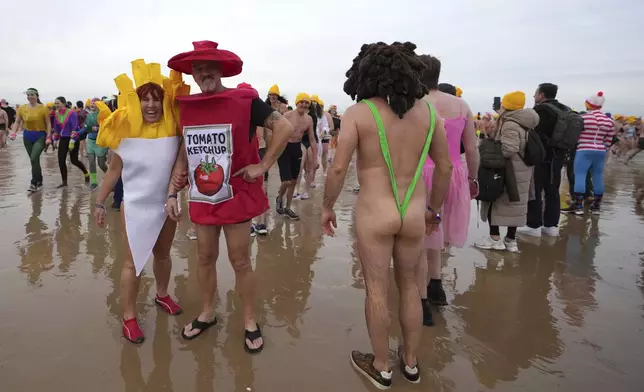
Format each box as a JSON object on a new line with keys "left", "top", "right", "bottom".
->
{"left": 136, "top": 82, "right": 165, "bottom": 102}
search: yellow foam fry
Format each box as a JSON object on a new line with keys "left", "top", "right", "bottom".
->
{"left": 114, "top": 73, "right": 142, "bottom": 136}
{"left": 95, "top": 101, "right": 112, "bottom": 125}
{"left": 97, "top": 108, "right": 130, "bottom": 149}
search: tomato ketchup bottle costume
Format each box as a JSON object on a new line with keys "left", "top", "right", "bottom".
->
{"left": 96, "top": 60, "right": 190, "bottom": 276}
{"left": 168, "top": 41, "right": 268, "bottom": 225}
{"left": 177, "top": 89, "right": 268, "bottom": 224}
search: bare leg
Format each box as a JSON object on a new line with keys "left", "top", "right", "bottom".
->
{"left": 322, "top": 143, "right": 329, "bottom": 173}
{"left": 295, "top": 144, "right": 307, "bottom": 196}
{"left": 393, "top": 232, "right": 424, "bottom": 368}
{"left": 120, "top": 209, "right": 140, "bottom": 320}
{"left": 183, "top": 224, "right": 221, "bottom": 337}
{"left": 427, "top": 249, "right": 441, "bottom": 281}
{"left": 223, "top": 221, "right": 262, "bottom": 350}
{"left": 305, "top": 147, "right": 315, "bottom": 193}
{"left": 285, "top": 181, "right": 296, "bottom": 209}
{"left": 417, "top": 250, "right": 428, "bottom": 299}
{"left": 152, "top": 219, "right": 177, "bottom": 297}
{"left": 356, "top": 224, "right": 395, "bottom": 372}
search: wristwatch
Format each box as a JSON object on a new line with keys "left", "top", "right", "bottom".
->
{"left": 427, "top": 206, "right": 441, "bottom": 223}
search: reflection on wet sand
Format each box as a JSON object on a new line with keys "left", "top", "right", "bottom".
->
{"left": 2, "top": 144, "right": 644, "bottom": 391}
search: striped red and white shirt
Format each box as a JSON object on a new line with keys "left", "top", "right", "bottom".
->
{"left": 578, "top": 110, "right": 615, "bottom": 151}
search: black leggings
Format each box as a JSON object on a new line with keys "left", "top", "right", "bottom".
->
{"left": 58, "top": 137, "right": 88, "bottom": 183}
{"left": 488, "top": 206, "right": 517, "bottom": 240}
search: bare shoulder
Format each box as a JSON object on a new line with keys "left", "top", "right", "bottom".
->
{"left": 283, "top": 110, "right": 294, "bottom": 119}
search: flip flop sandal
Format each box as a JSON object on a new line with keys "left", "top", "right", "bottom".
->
{"left": 181, "top": 318, "right": 218, "bottom": 341}
{"left": 244, "top": 324, "right": 264, "bottom": 355}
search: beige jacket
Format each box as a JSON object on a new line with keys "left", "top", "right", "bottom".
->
{"left": 480, "top": 108, "right": 539, "bottom": 227}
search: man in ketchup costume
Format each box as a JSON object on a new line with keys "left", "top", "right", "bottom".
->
{"left": 165, "top": 41, "right": 294, "bottom": 353}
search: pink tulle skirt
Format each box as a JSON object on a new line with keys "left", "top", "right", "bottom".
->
{"left": 422, "top": 162, "right": 470, "bottom": 249}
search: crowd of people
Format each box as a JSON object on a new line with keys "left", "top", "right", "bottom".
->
{"left": 0, "top": 39, "right": 642, "bottom": 390}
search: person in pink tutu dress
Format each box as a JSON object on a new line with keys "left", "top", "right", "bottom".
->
{"left": 417, "top": 55, "right": 480, "bottom": 326}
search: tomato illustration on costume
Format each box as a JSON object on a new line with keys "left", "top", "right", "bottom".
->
{"left": 194, "top": 155, "right": 224, "bottom": 196}
{"left": 183, "top": 124, "right": 234, "bottom": 205}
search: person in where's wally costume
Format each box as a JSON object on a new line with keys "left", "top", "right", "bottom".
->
{"left": 92, "top": 60, "right": 191, "bottom": 344}
{"left": 165, "top": 41, "right": 294, "bottom": 354}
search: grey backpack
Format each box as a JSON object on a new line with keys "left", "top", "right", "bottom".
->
{"left": 542, "top": 103, "right": 584, "bottom": 150}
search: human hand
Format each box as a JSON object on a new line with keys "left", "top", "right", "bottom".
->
{"left": 469, "top": 178, "right": 479, "bottom": 199}
{"left": 45, "top": 137, "right": 52, "bottom": 145}
{"left": 171, "top": 169, "right": 189, "bottom": 190}
{"left": 92, "top": 125, "right": 98, "bottom": 132}
{"left": 425, "top": 209, "right": 440, "bottom": 235}
{"left": 165, "top": 197, "right": 182, "bottom": 221}
{"left": 321, "top": 207, "right": 337, "bottom": 236}
{"left": 233, "top": 163, "right": 265, "bottom": 183}
{"left": 94, "top": 204, "right": 107, "bottom": 228}
{"left": 9, "top": 133, "right": 16, "bottom": 140}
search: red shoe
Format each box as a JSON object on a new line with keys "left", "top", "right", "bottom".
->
{"left": 123, "top": 318, "right": 145, "bottom": 344}
{"left": 154, "top": 294, "right": 182, "bottom": 315}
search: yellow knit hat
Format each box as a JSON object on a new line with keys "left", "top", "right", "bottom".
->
{"left": 296, "top": 92, "right": 311, "bottom": 104}
{"left": 455, "top": 87, "right": 463, "bottom": 97}
{"left": 501, "top": 91, "right": 525, "bottom": 111}
{"left": 268, "top": 84, "right": 280, "bottom": 96}
{"left": 311, "top": 94, "right": 321, "bottom": 104}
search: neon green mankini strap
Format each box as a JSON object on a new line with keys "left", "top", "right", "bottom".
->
{"left": 362, "top": 99, "right": 436, "bottom": 219}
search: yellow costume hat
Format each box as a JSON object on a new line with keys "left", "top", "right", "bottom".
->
{"left": 296, "top": 92, "right": 311, "bottom": 104}
{"left": 502, "top": 91, "right": 526, "bottom": 111}
{"left": 311, "top": 94, "right": 321, "bottom": 104}
{"left": 97, "top": 59, "right": 190, "bottom": 150}
{"left": 46, "top": 102, "right": 54, "bottom": 109}
{"left": 455, "top": 87, "right": 463, "bottom": 97}
{"left": 268, "top": 84, "right": 280, "bottom": 96}
{"left": 85, "top": 98, "right": 91, "bottom": 108}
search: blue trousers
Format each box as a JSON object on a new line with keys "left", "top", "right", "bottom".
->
{"left": 573, "top": 150, "right": 605, "bottom": 196}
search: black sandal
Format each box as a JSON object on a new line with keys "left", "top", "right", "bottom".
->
{"left": 244, "top": 324, "right": 264, "bottom": 354}
{"left": 181, "top": 317, "right": 217, "bottom": 341}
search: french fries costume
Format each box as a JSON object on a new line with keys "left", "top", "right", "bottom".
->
{"left": 97, "top": 60, "right": 190, "bottom": 276}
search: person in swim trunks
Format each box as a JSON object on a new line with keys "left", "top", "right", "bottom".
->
{"left": 165, "top": 41, "right": 294, "bottom": 354}
{"left": 321, "top": 42, "right": 452, "bottom": 389}
{"left": 278, "top": 93, "right": 318, "bottom": 219}
{"left": 239, "top": 82, "right": 271, "bottom": 236}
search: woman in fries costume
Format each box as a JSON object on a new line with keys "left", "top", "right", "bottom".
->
{"left": 93, "top": 59, "right": 190, "bottom": 344}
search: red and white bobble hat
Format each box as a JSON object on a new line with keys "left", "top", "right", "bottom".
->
{"left": 585, "top": 91, "right": 605, "bottom": 109}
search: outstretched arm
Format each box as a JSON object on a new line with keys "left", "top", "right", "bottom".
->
{"left": 323, "top": 105, "right": 358, "bottom": 209}
{"left": 428, "top": 118, "right": 453, "bottom": 212}
{"left": 463, "top": 107, "right": 480, "bottom": 179}
{"left": 260, "top": 111, "right": 293, "bottom": 172}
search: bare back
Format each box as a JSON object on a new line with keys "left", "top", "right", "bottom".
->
{"left": 351, "top": 98, "right": 439, "bottom": 237}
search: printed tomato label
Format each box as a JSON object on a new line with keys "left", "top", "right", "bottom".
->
{"left": 184, "top": 124, "right": 234, "bottom": 205}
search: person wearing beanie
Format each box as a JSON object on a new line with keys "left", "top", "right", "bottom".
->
{"left": 277, "top": 92, "right": 318, "bottom": 220}
{"left": 562, "top": 92, "right": 615, "bottom": 216}
{"left": 475, "top": 90, "right": 539, "bottom": 253}
{"left": 265, "top": 84, "right": 288, "bottom": 114}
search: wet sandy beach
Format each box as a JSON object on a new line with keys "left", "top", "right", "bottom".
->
{"left": 1, "top": 142, "right": 644, "bottom": 392}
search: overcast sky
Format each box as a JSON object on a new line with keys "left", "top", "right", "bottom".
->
{"left": 1, "top": 0, "right": 642, "bottom": 115}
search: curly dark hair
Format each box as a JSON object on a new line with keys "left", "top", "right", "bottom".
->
{"left": 343, "top": 41, "right": 428, "bottom": 118}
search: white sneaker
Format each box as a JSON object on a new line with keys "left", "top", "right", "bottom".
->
{"left": 504, "top": 238, "right": 519, "bottom": 253}
{"left": 517, "top": 226, "right": 542, "bottom": 237}
{"left": 299, "top": 192, "right": 310, "bottom": 200}
{"left": 541, "top": 226, "right": 559, "bottom": 237}
{"left": 475, "top": 237, "right": 506, "bottom": 251}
